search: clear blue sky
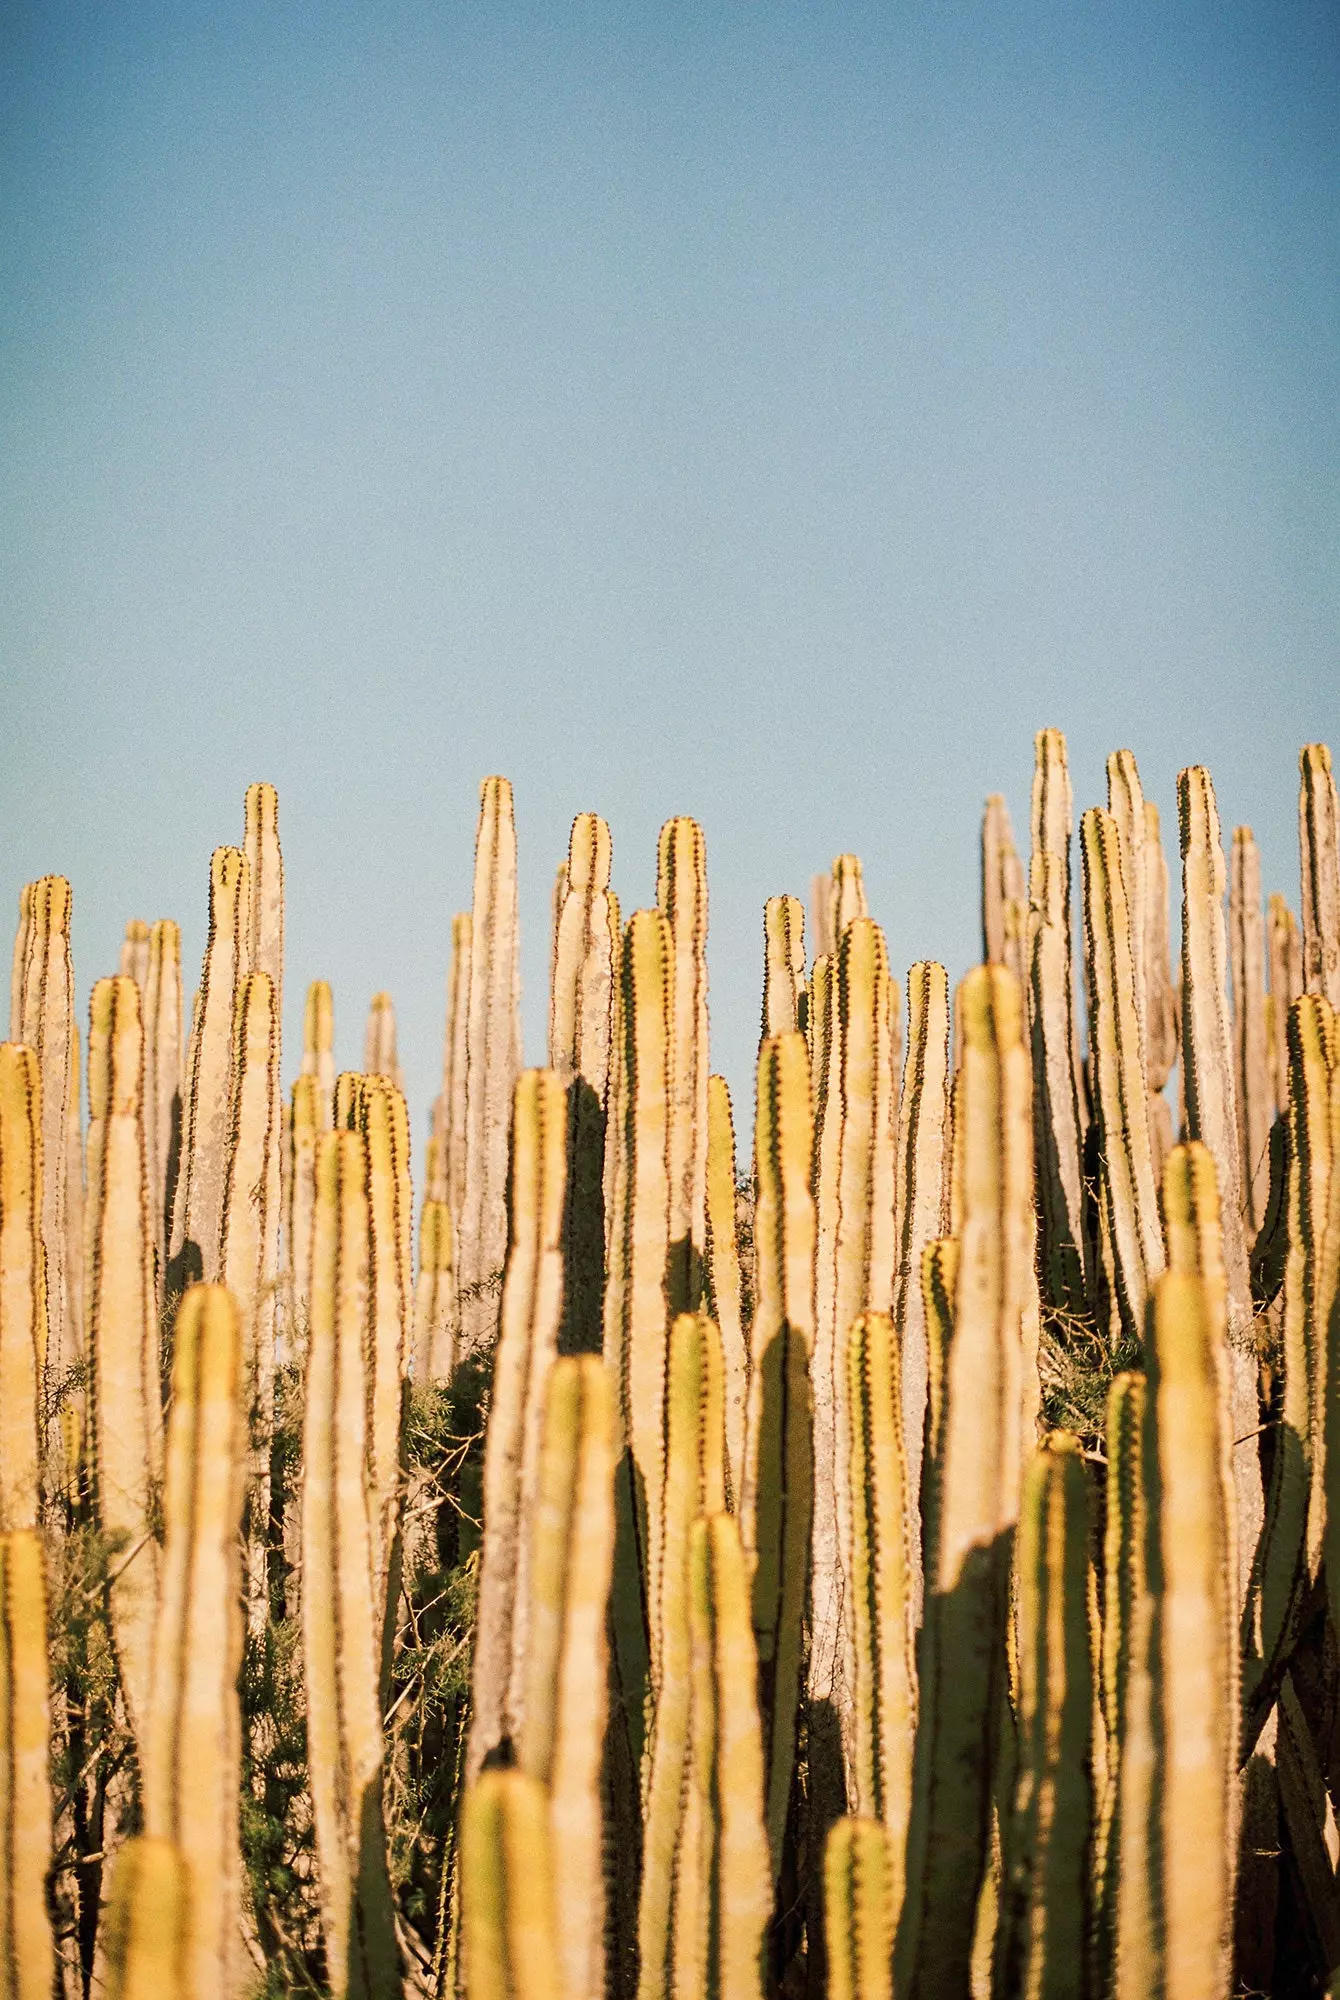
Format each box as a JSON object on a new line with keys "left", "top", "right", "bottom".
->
{"left": 3, "top": 1, "right": 1336, "bottom": 1140}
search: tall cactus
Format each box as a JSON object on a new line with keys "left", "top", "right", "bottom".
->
{"left": 301, "top": 977, "right": 336, "bottom": 1128}
{"left": 355, "top": 1076, "right": 414, "bottom": 1648}
{"left": 762, "top": 894, "right": 806, "bottom": 1039}
{"left": 441, "top": 912, "right": 473, "bottom": 1224}
{"left": 17, "top": 876, "right": 75, "bottom": 1397}
{"left": 0, "top": 1046, "right": 45, "bottom": 1531}
{"left": 550, "top": 813, "right": 615, "bottom": 1353}
{"left": 658, "top": 817, "right": 710, "bottom": 1317}
{"left": 287, "top": 1073, "right": 323, "bottom": 1322}
{"left": 1142, "top": 802, "right": 1179, "bottom": 1169}
{"left": 143, "top": 919, "right": 183, "bottom": 1294}
{"left": 1095, "top": 1370, "right": 1146, "bottom": 1985}
{"left": 411, "top": 1195, "right": 456, "bottom": 1383}
{"left": 0, "top": 1527, "right": 55, "bottom": 2000}
{"left": 1230, "top": 826, "right": 1272, "bottom": 1232}
{"left": 1029, "top": 730, "right": 1087, "bottom": 1314}
{"left": 831, "top": 852, "right": 870, "bottom": 946}
{"left": 1106, "top": 750, "right": 1149, "bottom": 1058}
{"left": 142, "top": 1284, "right": 246, "bottom": 2000}
{"left": 903, "top": 964, "right": 1032, "bottom": 1998}
{"left": 893, "top": 962, "right": 950, "bottom": 1576}
{"left": 1299, "top": 743, "right": 1340, "bottom": 1008}
{"left": 994, "top": 1431, "right": 1093, "bottom": 2000}
{"left": 459, "top": 777, "right": 522, "bottom": 1351}
{"left": 705, "top": 1074, "right": 747, "bottom": 1500}
{"left": 743, "top": 1029, "right": 815, "bottom": 1871}
{"left": 85, "top": 975, "right": 163, "bottom": 1742}
{"left": 460, "top": 1769, "right": 559, "bottom": 2000}
{"left": 301, "top": 1132, "right": 399, "bottom": 1998}
{"left": 8, "top": 883, "right": 30, "bottom": 1038}
{"left": 982, "top": 798, "right": 1023, "bottom": 967}
{"left": 102, "top": 1838, "right": 192, "bottom": 2000}
{"left": 469, "top": 1069, "right": 567, "bottom": 1778}
{"left": 118, "top": 919, "right": 150, "bottom": 988}
{"left": 825, "top": 1817, "right": 895, "bottom": 2000}
{"left": 172, "top": 846, "right": 249, "bottom": 1290}
{"left": 1268, "top": 893, "right": 1304, "bottom": 1116}
{"left": 517, "top": 1356, "right": 615, "bottom": 2000}
{"left": 1080, "top": 807, "right": 1164, "bottom": 1344}
{"left": 363, "top": 991, "right": 402, "bottom": 1087}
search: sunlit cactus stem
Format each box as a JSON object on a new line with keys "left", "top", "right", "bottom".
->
{"left": 102, "top": 1838, "right": 192, "bottom": 2000}
{"left": 1299, "top": 742, "right": 1340, "bottom": 1008}
{"left": 287, "top": 1072, "right": 323, "bottom": 1323}
{"left": 119, "top": 918, "right": 150, "bottom": 989}
{"left": 658, "top": 816, "right": 710, "bottom": 1317}
{"left": 705, "top": 1073, "right": 747, "bottom": 1501}
{"left": 825, "top": 1817, "right": 894, "bottom": 2000}
{"left": 762, "top": 893, "right": 807, "bottom": 1040}
{"left": 1095, "top": 1369, "right": 1146, "bottom": 1987}
{"left": 0, "top": 1527, "right": 56, "bottom": 2000}
{"left": 1029, "top": 729, "right": 1087, "bottom": 1316}
{"left": 459, "top": 776, "right": 522, "bottom": 1352}
{"left": 301, "top": 977, "right": 336, "bottom": 1128}
{"left": 143, "top": 918, "right": 184, "bottom": 1295}
{"left": 1230, "top": 826, "right": 1272, "bottom": 1231}
{"left": 17, "top": 875, "right": 75, "bottom": 1406}
{"left": 411, "top": 1195, "right": 456, "bottom": 1382}
{"left": 550, "top": 811, "right": 615, "bottom": 1353}
{"left": 982, "top": 795, "right": 1024, "bottom": 967}
{"left": 171, "top": 844, "right": 249, "bottom": 1291}
{"left": 363, "top": 990, "right": 402, "bottom": 1087}
{"left": 1142, "top": 801, "right": 1180, "bottom": 1170}
{"left": 460, "top": 1769, "right": 560, "bottom": 2000}
{"left": 0, "top": 1046, "right": 45, "bottom": 1532}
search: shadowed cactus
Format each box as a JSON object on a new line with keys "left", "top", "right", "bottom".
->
{"left": 0, "top": 1527, "right": 55, "bottom": 2000}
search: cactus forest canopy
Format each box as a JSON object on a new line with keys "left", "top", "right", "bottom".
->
{"left": 3, "top": 737, "right": 1340, "bottom": 2000}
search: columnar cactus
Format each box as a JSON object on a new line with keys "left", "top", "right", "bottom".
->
{"left": 831, "top": 851, "right": 870, "bottom": 947}
{"left": 460, "top": 777, "right": 522, "bottom": 1351}
{"left": 825, "top": 1817, "right": 895, "bottom": 2000}
{"left": 893, "top": 962, "right": 950, "bottom": 1568}
{"left": 843, "top": 1311, "right": 916, "bottom": 1884}
{"left": 301, "top": 977, "right": 336, "bottom": 1128}
{"left": 8, "top": 884, "right": 30, "bottom": 1037}
{"left": 1230, "top": 827, "right": 1272, "bottom": 1232}
{"left": 1029, "top": 730, "right": 1087, "bottom": 1315}
{"left": 762, "top": 894, "right": 806, "bottom": 1039}
{"left": 1299, "top": 743, "right": 1340, "bottom": 1008}
{"left": 657, "top": 816, "right": 710, "bottom": 1316}
{"left": 994, "top": 1431, "right": 1093, "bottom": 2000}
{"left": 355, "top": 1076, "right": 414, "bottom": 1649}
{"left": 0, "top": 1046, "right": 45, "bottom": 1531}
{"left": 469, "top": 1069, "right": 567, "bottom": 1778}
{"left": 810, "top": 872, "right": 836, "bottom": 961}
{"left": 102, "top": 1838, "right": 192, "bottom": 2000}
{"left": 287, "top": 1073, "right": 323, "bottom": 1321}
{"left": 85, "top": 975, "right": 163, "bottom": 1741}
{"left": 301, "top": 1131, "right": 399, "bottom": 1998}
{"left": 1106, "top": 750, "right": 1149, "bottom": 1057}
{"left": 243, "top": 779, "right": 283, "bottom": 998}
{"left": 1268, "top": 894, "right": 1304, "bottom": 1116}
{"left": 15, "top": 876, "right": 75, "bottom": 1392}
{"left": 517, "top": 1356, "right": 615, "bottom": 2000}
{"left": 171, "top": 846, "right": 250, "bottom": 1290}
{"left": 549, "top": 813, "right": 615, "bottom": 1353}
{"left": 363, "top": 991, "right": 402, "bottom": 1087}
{"left": 460, "top": 1769, "right": 559, "bottom": 2000}
{"left": 1095, "top": 1370, "right": 1146, "bottom": 1983}
{"left": 0, "top": 1527, "right": 55, "bottom": 2000}
{"left": 743, "top": 1029, "right": 815, "bottom": 1871}
{"left": 143, "top": 919, "right": 183, "bottom": 1291}
{"left": 916, "top": 1237, "right": 959, "bottom": 1601}
{"left": 1141, "top": 802, "right": 1180, "bottom": 1169}
{"left": 1080, "top": 807, "right": 1164, "bottom": 1344}
{"left": 441, "top": 911, "right": 473, "bottom": 1222}
{"left": 981, "top": 797, "right": 1025, "bottom": 969}
{"left": 640, "top": 1312, "right": 728, "bottom": 1998}
{"left": 411, "top": 1195, "right": 456, "bottom": 1382}
{"left": 142, "top": 1284, "right": 246, "bottom": 2000}
{"left": 701, "top": 1076, "right": 744, "bottom": 1500}
{"left": 904, "top": 964, "right": 1032, "bottom": 1998}
{"left": 119, "top": 918, "right": 150, "bottom": 988}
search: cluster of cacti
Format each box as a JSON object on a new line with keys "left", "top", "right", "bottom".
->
{"left": 4, "top": 732, "right": 1340, "bottom": 2000}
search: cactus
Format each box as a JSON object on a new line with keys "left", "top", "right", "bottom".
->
{"left": 705, "top": 1074, "right": 747, "bottom": 1501}
{"left": 8, "top": 883, "right": 30, "bottom": 1038}
{"left": 16, "top": 876, "right": 75, "bottom": 1396}
{"left": 459, "top": 777, "right": 522, "bottom": 1352}
{"left": 1080, "top": 807, "right": 1164, "bottom": 1345}
{"left": 982, "top": 797, "right": 1024, "bottom": 967}
{"left": 825, "top": 1816, "right": 895, "bottom": 2000}
{"left": 903, "top": 964, "right": 1032, "bottom": 1998}
{"left": 171, "top": 846, "right": 250, "bottom": 1291}
{"left": 469, "top": 1069, "right": 567, "bottom": 1777}
{"left": 363, "top": 991, "right": 402, "bottom": 1087}
{"left": 102, "top": 1838, "right": 192, "bottom": 2000}
{"left": 355, "top": 1076, "right": 414, "bottom": 1650}
{"left": 893, "top": 962, "right": 950, "bottom": 1585}
{"left": 843, "top": 1311, "right": 916, "bottom": 1887}
{"left": 1141, "top": 802, "right": 1180, "bottom": 1167}
{"left": 1230, "top": 827, "right": 1272, "bottom": 1232}
{"left": 460, "top": 1769, "right": 559, "bottom": 2000}
{"left": 1106, "top": 751, "right": 1149, "bottom": 1059}
{"left": 810, "top": 872, "right": 836, "bottom": 962}
{"left": 1094, "top": 1370, "right": 1146, "bottom": 1983}
{"left": 743, "top": 1029, "right": 815, "bottom": 1872}
{"left": 640, "top": 1313, "right": 728, "bottom": 1999}
{"left": 917, "top": 1237, "right": 959, "bottom": 1602}
{"left": 143, "top": 919, "right": 183, "bottom": 1293}
{"left": 0, "top": 1046, "right": 45, "bottom": 1531}
{"left": 762, "top": 894, "right": 806, "bottom": 1039}
{"left": 1029, "top": 731, "right": 1087, "bottom": 1315}
{"left": 244, "top": 779, "right": 283, "bottom": 998}
{"left": 0, "top": 1527, "right": 55, "bottom": 2000}
{"left": 1299, "top": 743, "right": 1340, "bottom": 1008}
{"left": 657, "top": 817, "right": 710, "bottom": 1317}
{"left": 517, "top": 1356, "right": 615, "bottom": 2000}
{"left": 119, "top": 918, "right": 150, "bottom": 988}
{"left": 85, "top": 976, "right": 163, "bottom": 1741}
{"left": 994, "top": 1431, "right": 1093, "bottom": 2000}
{"left": 301, "top": 977, "right": 336, "bottom": 1127}
{"left": 440, "top": 912, "right": 473, "bottom": 1223}
{"left": 412, "top": 1195, "right": 456, "bottom": 1382}
{"left": 287, "top": 1072, "right": 323, "bottom": 1322}
{"left": 550, "top": 813, "right": 616, "bottom": 1354}
{"left": 1268, "top": 893, "right": 1304, "bottom": 1116}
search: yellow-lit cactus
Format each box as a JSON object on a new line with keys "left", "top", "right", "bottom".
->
{"left": 16, "top": 876, "right": 75, "bottom": 1394}
{"left": 172, "top": 845, "right": 249, "bottom": 1290}
{"left": 1029, "top": 730, "right": 1088, "bottom": 1318}
{"left": 705, "top": 1073, "right": 747, "bottom": 1501}
{"left": 550, "top": 812, "right": 615, "bottom": 1354}
{"left": 1299, "top": 742, "right": 1340, "bottom": 1009}
{"left": 892, "top": 962, "right": 950, "bottom": 1592}
{"left": 0, "top": 1046, "right": 45, "bottom": 1532}
{"left": 143, "top": 918, "right": 184, "bottom": 1294}
{"left": 982, "top": 795, "right": 1025, "bottom": 969}
{"left": 825, "top": 1816, "right": 894, "bottom": 2000}
{"left": 461, "top": 1768, "right": 559, "bottom": 2000}
{"left": 301, "top": 976, "right": 336, "bottom": 1128}
{"left": 459, "top": 777, "right": 522, "bottom": 1352}
{"left": 411, "top": 1193, "right": 456, "bottom": 1382}
{"left": 363, "top": 990, "right": 402, "bottom": 1087}
{"left": 287, "top": 1071, "right": 323, "bottom": 1321}
{"left": 657, "top": 816, "right": 710, "bottom": 1318}
{"left": 1268, "top": 892, "right": 1303, "bottom": 1116}
{"left": 102, "top": 1838, "right": 192, "bottom": 2000}
{"left": 1230, "top": 826, "right": 1272, "bottom": 1231}
{"left": 762, "top": 893, "right": 806, "bottom": 1040}
{"left": 0, "top": 1527, "right": 55, "bottom": 2000}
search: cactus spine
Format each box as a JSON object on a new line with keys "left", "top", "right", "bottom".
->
{"left": 102, "top": 1838, "right": 192, "bottom": 2000}
{"left": 1300, "top": 742, "right": 1340, "bottom": 1008}
{"left": 142, "top": 1283, "right": 246, "bottom": 1999}
{"left": 0, "top": 1047, "right": 44, "bottom": 1531}
{"left": 893, "top": 962, "right": 950, "bottom": 1575}
{"left": 0, "top": 1528, "right": 55, "bottom": 2000}
{"left": 301, "top": 977, "right": 336, "bottom": 1128}
{"left": 1080, "top": 807, "right": 1164, "bottom": 1343}
{"left": 905, "top": 964, "right": 1031, "bottom": 1998}
{"left": 995, "top": 1431, "right": 1093, "bottom": 2000}
{"left": 460, "top": 1769, "right": 559, "bottom": 2000}
{"left": 550, "top": 813, "right": 615, "bottom": 1353}
{"left": 172, "top": 846, "right": 249, "bottom": 1289}
{"left": 762, "top": 894, "right": 806, "bottom": 1039}
{"left": 85, "top": 976, "right": 162, "bottom": 1740}
{"left": 657, "top": 817, "right": 709, "bottom": 1316}
{"left": 469, "top": 1069, "right": 567, "bottom": 1776}
{"left": 825, "top": 1816, "right": 895, "bottom": 2000}
{"left": 743, "top": 1029, "right": 815, "bottom": 1871}
{"left": 301, "top": 1131, "right": 398, "bottom": 1998}
{"left": 517, "top": 1356, "right": 615, "bottom": 2000}
{"left": 17, "top": 876, "right": 75, "bottom": 1394}
{"left": 1029, "top": 731, "right": 1087, "bottom": 1315}
{"left": 705, "top": 1074, "right": 747, "bottom": 1500}
{"left": 460, "top": 777, "right": 522, "bottom": 1351}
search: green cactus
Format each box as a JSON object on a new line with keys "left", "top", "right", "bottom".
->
{"left": 469, "top": 1069, "right": 568, "bottom": 1778}
{"left": 825, "top": 1816, "right": 895, "bottom": 2000}
{"left": 142, "top": 1283, "right": 246, "bottom": 2000}
{"left": 301, "top": 1131, "right": 399, "bottom": 1999}
{"left": 172, "top": 845, "right": 249, "bottom": 1291}
{"left": 550, "top": 813, "right": 615, "bottom": 1355}
{"left": 0, "top": 1046, "right": 45, "bottom": 1532}
{"left": 1299, "top": 743, "right": 1340, "bottom": 1009}
{"left": 15, "top": 876, "right": 75, "bottom": 1397}
{"left": 762, "top": 894, "right": 807, "bottom": 1040}
{"left": 657, "top": 817, "right": 710, "bottom": 1317}
{"left": 517, "top": 1355, "right": 616, "bottom": 2000}
{"left": 994, "top": 1431, "right": 1093, "bottom": 2000}
{"left": 301, "top": 976, "right": 336, "bottom": 1128}
{"left": 461, "top": 1768, "right": 559, "bottom": 2000}
{"left": 705, "top": 1074, "right": 747, "bottom": 1503}
{"left": 412, "top": 1194, "right": 456, "bottom": 1383}
{"left": 459, "top": 777, "right": 522, "bottom": 1353}
{"left": 742, "top": 1029, "right": 815, "bottom": 1873}
{"left": 85, "top": 975, "right": 163, "bottom": 1743}
{"left": 1267, "top": 893, "right": 1303, "bottom": 1116}
{"left": 1028, "top": 730, "right": 1087, "bottom": 1316}
{"left": 143, "top": 919, "right": 184, "bottom": 1293}
{"left": 102, "top": 1837, "right": 192, "bottom": 2000}
{"left": 0, "top": 1527, "right": 55, "bottom": 2000}
{"left": 892, "top": 962, "right": 950, "bottom": 1592}
{"left": 1230, "top": 827, "right": 1272, "bottom": 1232}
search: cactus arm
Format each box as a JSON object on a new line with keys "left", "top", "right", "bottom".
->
{"left": 1230, "top": 828, "right": 1273, "bottom": 1231}
{"left": 824, "top": 1817, "right": 894, "bottom": 2000}
{"left": 143, "top": 920, "right": 184, "bottom": 1294}
{"left": 550, "top": 815, "right": 615, "bottom": 1354}
{"left": 1299, "top": 743, "right": 1340, "bottom": 1008}
{"left": 810, "top": 871, "right": 836, "bottom": 962}
{"left": 0, "top": 1528, "right": 55, "bottom": 2000}
{"left": 981, "top": 795, "right": 1016, "bottom": 966}
{"left": 460, "top": 777, "right": 522, "bottom": 1352}
{"left": 171, "top": 847, "right": 249, "bottom": 1290}
{"left": 1106, "top": 750, "right": 1149, "bottom": 1060}
{"left": 356, "top": 1078, "right": 414, "bottom": 1655}
{"left": 1026, "top": 732, "right": 1087, "bottom": 1317}
{"left": 362, "top": 992, "right": 402, "bottom": 1087}
{"left": 460, "top": 1769, "right": 560, "bottom": 2000}
{"left": 892, "top": 962, "right": 950, "bottom": 1595}
{"left": 762, "top": 894, "right": 807, "bottom": 1040}
{"left": 18, "top": 877, "right": 75, "bottom": 1394}
{"left": 1268, "top": 893, "right": 1304, "bottom": 1115}
{"left": 8, "top": 884, "right": 30, "bottom": 1041}
{"left": 830, "top": 852, "right": 870, "bottom": 947}
{"left": 0, "top": 1047, "right": 45, "bottom": 1530}
{"left": 242, "top": 780, "right": 284, "bottom": 1008}
{"left": 705, "top": 1075, "right": 747, "bottom": 1500}
{"left": 657, "top": 818, "right": 710, "bottom": 1317}
{"left": 301, "top": 977, "right": 336, "bottom": 1128}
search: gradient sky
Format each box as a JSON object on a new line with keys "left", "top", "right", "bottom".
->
{"left": 3, "top": 1, "right": 1337, "bottom": 1137}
